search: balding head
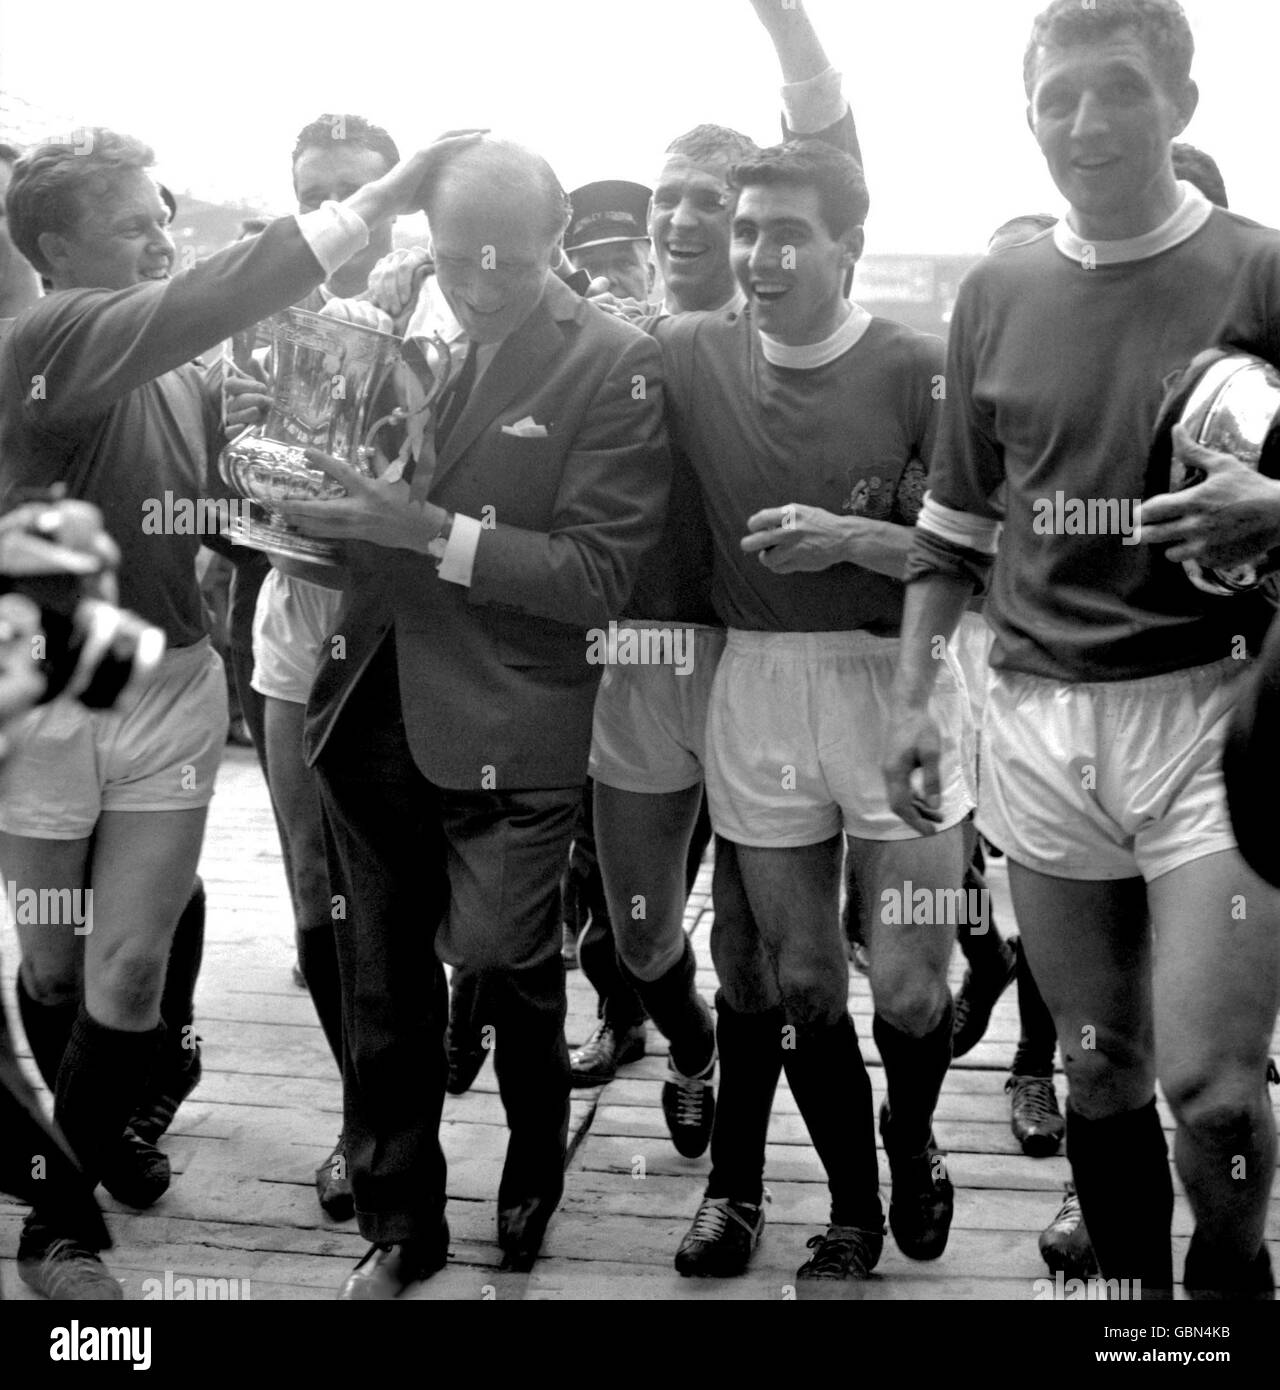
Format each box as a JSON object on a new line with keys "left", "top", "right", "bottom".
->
{"left": 427, "top": 137, "right": 571, "bottom": 246}
{"left": 426, "top": 137, "right": 571, "bottom": 344}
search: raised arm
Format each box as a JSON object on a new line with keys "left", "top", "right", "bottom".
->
{"left": 17, "top": 133, "right": 481, "bottom": 430}
{"left": 750, "top": 0, "right": 861, "bottom": 161}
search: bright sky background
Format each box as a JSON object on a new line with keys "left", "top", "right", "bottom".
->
{"left": 2, "top": 0, "right": 1278, "bottom": 252}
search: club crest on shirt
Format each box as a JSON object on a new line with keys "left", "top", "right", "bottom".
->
{"left": 839, "top": 459, "right": 927, "bottom": 526}
{"left": 841, "top": 473, "right": 878, "bottom": 515}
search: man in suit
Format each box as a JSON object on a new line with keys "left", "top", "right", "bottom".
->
{"left": 278, "top": 136, "right": 672, "bottom": 1298}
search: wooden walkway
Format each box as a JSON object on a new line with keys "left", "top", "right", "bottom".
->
{"left": 3, "top": 743, "right": 1278, "bottom": 1302}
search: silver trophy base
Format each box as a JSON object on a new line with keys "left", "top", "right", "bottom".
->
{"left": 223, "top": 513, "right": 342, "bottom": 566}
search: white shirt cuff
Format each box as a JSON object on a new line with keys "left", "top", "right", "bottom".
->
{"left": 435, "top": 512, "right": 483, "bottom": 586}
{"left": 296, "top": 201, "right": 370, "bottom": 279}
{"left": 782, "top": 66, "right": 847, "bottom": 136}
{"left": 917, "top": 491, "right": 1002, "bottom": 555}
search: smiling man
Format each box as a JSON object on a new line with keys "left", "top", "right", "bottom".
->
{"left": 573, "top": 0, "right": 863, "bottom": 1164}
{"left": 281, "top": 136, "right": 672, "bottom": 1297}
{"left": 885, "top": 0, "right": 1280, "bottom": 1301}
{"left": 0, "top": 125, "right": 466, "bottom": 1299}
{"left": 650, "top": 138, "right": 971, "bottom": 1289}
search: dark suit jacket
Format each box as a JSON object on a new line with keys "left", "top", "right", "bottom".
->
{"left": 305, "top": 273, "right": 672, "bottom": 791}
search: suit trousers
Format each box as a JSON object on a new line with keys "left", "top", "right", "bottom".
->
{"left": 314, "top": 642, "right": 577, "bottom": 1244}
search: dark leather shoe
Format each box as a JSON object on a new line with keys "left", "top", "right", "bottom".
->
{"left": 99, "top": 1126, "right": 171, "bottom": 1209}
{"left": 569, "top": 1019, "right": 646, "bottom": 1087}
{"left": 497, "top": 1189, "right": 562, "bottom": 1272}
{"left": 336, "top": 1228, "right": 449, "bottom": 1300}
{"left": 316, "top": 1136, "right": 354, "bottom": 1221}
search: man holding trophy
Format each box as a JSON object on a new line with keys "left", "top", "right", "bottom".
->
{"left": 276, "top": 135, "right": 672, "bottom": 1298}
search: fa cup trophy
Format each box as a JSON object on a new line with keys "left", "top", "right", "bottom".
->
{"left": 219, "top": 307, "right": 453, "bottom": 565}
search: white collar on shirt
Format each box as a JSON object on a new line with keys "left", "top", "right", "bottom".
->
{"left": 1053, "top": 181, "right": 1214, "bottom": 267}
{"left": 662, "top": 284, "right": 747, "bottom": 317}
{"left": 759, "top": 302, "right": 873, "bottom": 369}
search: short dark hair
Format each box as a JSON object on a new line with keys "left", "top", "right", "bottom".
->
{"left": 291, "top": 113, "right": 399, "bottom": 180}
{"left": 728, "top": 139, "right": 870, "bottom": 240}
{"left": 426, "top": 138, "right": 572, "bottom": 246}
{"left": 665, "top": 124, "right": 760, "bottom": 169}
{"left": 238, "top": 217, "right": 268, "bottom": 237}
{"left": 0, "top": 141, "right": 21, "bottom": 166}
{"left": 1023, "top": 0, "right": 1194, "bottom": 98}
{"left": 1172, "top": 141, "right": 1227, "bottom": 208}
{"left": 988, "top": 213, "right": 1057, "bottom": 252}
{"left": 6, "top": 128, "right": 155, "bottom": 275}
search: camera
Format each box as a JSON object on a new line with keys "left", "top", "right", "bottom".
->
{"left": 0, "top": 494, "right": 165, "bottom": 710}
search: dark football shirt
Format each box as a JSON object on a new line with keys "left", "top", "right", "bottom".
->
{"left": 923, "top": 202, "right": 1280, "bottom": 681}
{"left": 654, "top": 309, "right": 943, "bottom": 634}
{"left": 0, "top": 219, "right": 326, "bottom": 646}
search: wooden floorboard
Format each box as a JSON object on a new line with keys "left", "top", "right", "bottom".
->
{"left": 2, "top": 743, "right": 1278, "bottom": 1302}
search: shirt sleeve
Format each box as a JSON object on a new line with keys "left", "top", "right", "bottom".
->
{"left": 781, "top": 66, "right": 862, "bottom": 166}
{"left": 905, "top": 273, "right": 1005, "bottom": 589}
{"left": 781, "top": 66, "right": 847, "bottom": 135}
{"left": 16, "top": 217, "right": 333, "bottom": 430}
{"left": 295, "top": 202, "right": 370, "bottom": 279}
{"left": 927, "top": 272, "right": 1007, "bottom": 519}
{"left": 436, "top": 511, "right": 483, "bottom": 586}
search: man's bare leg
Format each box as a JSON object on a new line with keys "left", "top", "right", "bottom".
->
{"left": 594, "top": 783, "right": 715, "bottom": 1151}
{"left": 730, "top": 837, "right": 883, "bottom": 1233}
{"left": 854, "top": 824, "right": 962, "bottom": 1260}
{"left": 1149, "top": 849, "right": 1280, "bottom": 1295}
{"left": 1008, "top": 865, "right": 1171, "bottom": 1295}
{"left": 5, "top": 832, "right": 91, "bottom": 1085}
{"left": 595, "top": 783, "right": 703, "bottom": 985}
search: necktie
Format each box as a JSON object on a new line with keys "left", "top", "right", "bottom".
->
{"left": 435, "top": 341, "right": 478, "bottom": 450}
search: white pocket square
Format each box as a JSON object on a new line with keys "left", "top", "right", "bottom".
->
{"left": 501, "top": 416, "right": 549, "bottom": 438}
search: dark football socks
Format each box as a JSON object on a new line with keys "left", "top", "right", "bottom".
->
{"left": 298, "top": 919, "right": 345, "bottom": 1070}
{"left": 54, "top": 1006, "right": 163, "bottom": 1186}
{"left": 1067, "top": 1099, "right": 1174, "bottom": 1298}
{"left": 705, "top": 996, "right": 785, "bottom": 1207}
{"left": 16, "top": 971, "right": 78, "bottom": 1091}
{"left": 782, "top": 1013, "right": 883, "bottom": 1230}
{"left": 873, "top": 997, "right": 955, "bottom": 1157}
{"left": 1011, "top": 942, "right": 1058, "bottom": 1078}
{"left": 624, "top": 936, "right": 714, "bottom": 1078}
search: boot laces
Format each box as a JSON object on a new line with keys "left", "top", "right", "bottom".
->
{"left": 1008, "top": 1074, "right": 1059, "bottom": 1127}
{"left": 689, "top": 1196, "right": 760, "bottom": 1244}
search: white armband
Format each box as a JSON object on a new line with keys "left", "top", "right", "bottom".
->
{"left": 917, "top": 491, "right": 1002, "bottom": 555}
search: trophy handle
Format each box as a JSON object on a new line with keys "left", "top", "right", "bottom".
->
{"left": 358, "top": 333, "right": 454, "bottom": 468}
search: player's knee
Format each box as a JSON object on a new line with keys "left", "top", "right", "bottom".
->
{"left": 779, "top": 964, "right": 847, "bottom": 1028}
{"left": 21, "top": 959, "right": 78, "bottom": 1007}
{"left": 616, "top": 933, "right": 681, "bottom": 984}
{"left": 1060, "top": 1027, "right": 1149, "bottom": 1099}
{"left": 92, "top": 945, "right": 168, "bottom": 1017}
{"left": 1162, "top": 1066, "right": 1265, "bottom": 1148}
{"left": 873, "top": 975, "right": 949, "bottom": 1038}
